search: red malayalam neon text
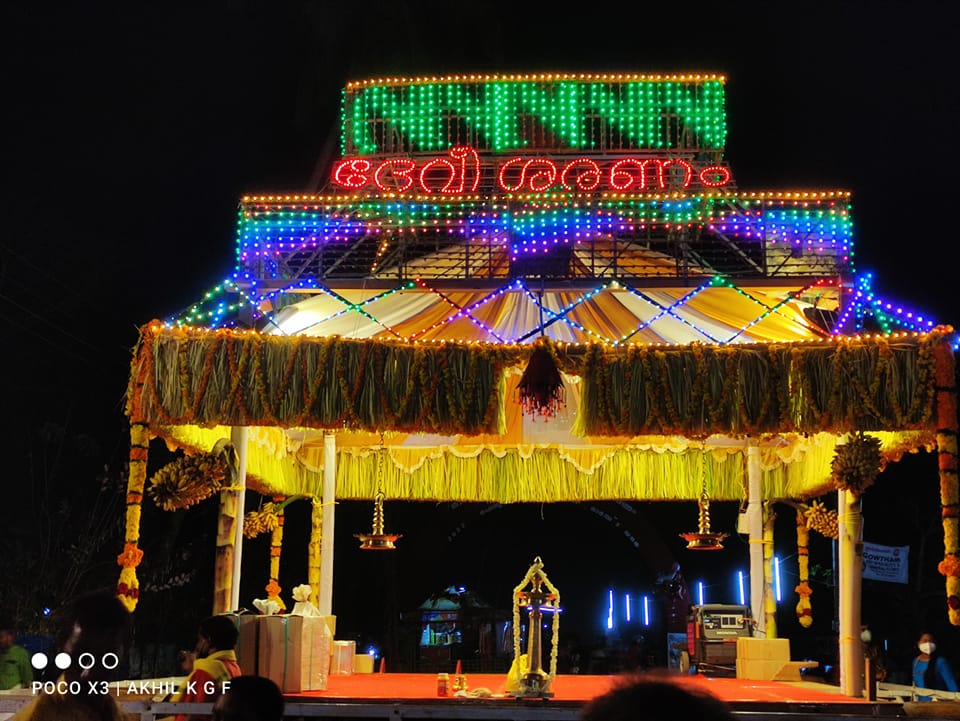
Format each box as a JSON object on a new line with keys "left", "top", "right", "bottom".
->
{"left": 332, "top": 146, "right": 732, "bottom": 194}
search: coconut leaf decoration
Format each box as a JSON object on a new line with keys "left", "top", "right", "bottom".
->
{"left": 148, "top": 452, "right": 229, "bottom": 511}
{"left": 830, "top": 431, "right": 883, "bottom": 497}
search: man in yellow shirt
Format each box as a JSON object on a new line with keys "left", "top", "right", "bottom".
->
{"left": 172, "top": 615, "right": 241, "bottom": 721}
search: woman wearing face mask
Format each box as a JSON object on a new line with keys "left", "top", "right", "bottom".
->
{"left": 913, "top": 632, "right": 958, "bottom": 700}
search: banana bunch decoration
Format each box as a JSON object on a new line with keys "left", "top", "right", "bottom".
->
{"left": 830, "top": 431, "right": 883, "bottom": 497}
{"left": 243, "top": 502, "right": 280, "bottom": 538}
{"left": 148, "top": 451, "right": 228, "bottom": 511}
{"left": 803, "top": 499, "right": 839, "bottom": 539}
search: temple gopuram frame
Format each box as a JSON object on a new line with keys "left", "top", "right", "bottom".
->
{"left": 115, "top": 74, "right": 959, "bottom": 699}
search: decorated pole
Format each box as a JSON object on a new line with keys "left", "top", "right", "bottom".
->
{"left": 213, "top": 434, "right": 247, "bottom": 614}
{"left": 308, "top": 497, "right": 322, "bottom": 608}
{"left": 746, "top": 443, "right": 764, "bottom": 634}
{"left": 230, "top": 426, "right": 248, "bottom": 612}
{"left": 265, "top": 495, "right": 286, "bottom": 610}
{"left": 837, "top": 488, "right": 864, "bottom": 698}
{"left": 319, "top": 431, "right": 337, "bottom": 616}
{"left": 762, "top": 503, "right": 777, "bottom": 638}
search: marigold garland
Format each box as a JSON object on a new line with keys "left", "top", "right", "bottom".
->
{"left": 116, "top": 543, "right": 144, "bottom": 569}
{"left": 116, "top": 421, "right": 149, "bottom": 612}
{"left": 266, "top": 497, "right": 287, "bottom": 612}
{"left": 934, "top": 336, "right": 960, "bottom": 624}
{"left": 795, "top": 509, "right": 813, "bottom": 628}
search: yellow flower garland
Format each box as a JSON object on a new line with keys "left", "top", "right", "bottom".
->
{"left": 795, "top": 508, "right": 813, "bottom": 628}
{"left": 934, "top": 341, "right": 959, "bottom": 625}
{"left": 116, "top": 422, "right": 149, "bottom": 612}
{"left": 267, "top": 496, "right": 286, "bottom": 611}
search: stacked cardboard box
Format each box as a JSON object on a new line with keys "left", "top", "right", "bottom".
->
{"left": 224, "top": 612, "right": 261, "bottom": 676}
{"left": 736, "top": 637, "right": 790, "bottom": 680}
{"left": 735, "top": 637, "right": 819, "bottom": 680}
{"left": 258, "top": 614, "right": 333, "bottom": 692}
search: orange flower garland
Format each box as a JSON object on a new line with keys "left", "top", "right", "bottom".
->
{"left": 933, "top": 337, "right": 959, "bottom": 624}
{"left": 267, "top": 496, "right": 286, "bottom": 612}
{"left": 117, "top": 421, "right": 149, "bottom": 612}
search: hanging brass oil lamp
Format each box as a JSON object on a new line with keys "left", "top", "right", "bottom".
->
{"left": 680, "top": 444, "right": 728, "bottom": 551}
{"left": 355, "top": 433, "right": 401, "bottom": 550}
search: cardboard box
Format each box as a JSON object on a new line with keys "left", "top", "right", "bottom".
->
{"left": 737, "top": 657, "right": 819, "bottom": 681}
{"left": 773, "top": 660, "right": 819, "bottom": 681}
{"left": 225, "top": 613, "right": 260, "bottom": 676}
{"left": 321, "top": 615, "right": 336, "bottom": 638}
{"left": 354, "top": 653, "right": 375, "bottom": 674}
{"left": 258, "top": 615, "right": 332, "bottom": 692}
{"left": 736, "top": 658, "right": 785, "bottom": 680}
{"left": 736, "top": 637, "right": 790, "bottom": 662}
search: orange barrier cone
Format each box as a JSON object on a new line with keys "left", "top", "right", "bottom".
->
{"left": 379, "top": 657, "right": 386, "bottom": 673}
{"left": 455, "top": 660, "right": 462, "bottom": 675}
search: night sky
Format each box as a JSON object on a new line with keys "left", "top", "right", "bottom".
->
{"left": 4, "top": 1, "right": 958, "bottom": 667}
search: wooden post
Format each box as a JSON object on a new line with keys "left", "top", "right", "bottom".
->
{"left": 865, "top": 657, "right": 877, "bottom": 701}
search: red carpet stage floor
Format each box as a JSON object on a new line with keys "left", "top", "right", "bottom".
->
{"left": 282, "top": 673, "right": 935, "bottom": 720}
{"left": 298, "top": 672, "right": 861, "bottom": 704}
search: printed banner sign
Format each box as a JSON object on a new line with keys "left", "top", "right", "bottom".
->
{"left": 862, "top": 542, "right": 909, "bottom": 584}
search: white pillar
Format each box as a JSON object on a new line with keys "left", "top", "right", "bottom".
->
{"left": 746, "top": 443, "right": 765, "bottom": 635}
{"left": 229, "top": 426, "right": 248, "bottom": 612}
{"left": 838, "top": 488, "right": 864, "bottom": 697}
{"left": 319, "top": 431, "right": 337, "bottom": 616}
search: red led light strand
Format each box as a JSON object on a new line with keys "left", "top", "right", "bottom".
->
{"left": 560, "top": 159, "right": 602, "bottom": 191}
{"left": 374, "top": 159, "right": 416, "bottom": 192}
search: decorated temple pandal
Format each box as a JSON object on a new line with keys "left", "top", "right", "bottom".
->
{"left": 115, "top": 74, "right": 957, "bottom": 709}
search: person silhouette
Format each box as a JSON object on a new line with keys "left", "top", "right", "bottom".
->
{"left": 579, "top": 672, "right": 737, "bottom": 721}
{"left": 11, "top": 589, "right": 131, "bottom": 721}
{"left": 211, "top": 675, "right": 284, "bottom": 721}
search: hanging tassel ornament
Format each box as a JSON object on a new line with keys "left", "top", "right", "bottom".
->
{"left": 516, "top": 343, "right": 565, "bottom": 420}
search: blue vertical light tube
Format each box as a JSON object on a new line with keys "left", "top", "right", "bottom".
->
{"left": 774, "top": 556, "right": 782, "bottom": 602}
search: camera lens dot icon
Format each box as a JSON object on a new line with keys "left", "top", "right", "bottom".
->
{"left": 30, "top": 653, "right": 48, "bottom": 670}
{"left": 55, "top": 652, "right": 72, "bottom": 670}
